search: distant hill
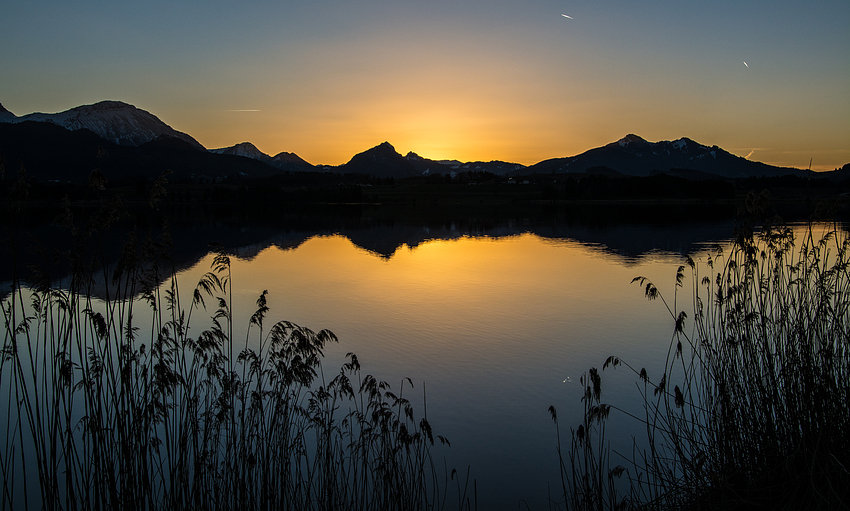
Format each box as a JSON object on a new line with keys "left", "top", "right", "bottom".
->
{"left": 210, "top": 142, "right": 314, "bottom": 172}
{"left": 403, "top": 152, "right": 523, "bottom": 177}
{"left": 526, "top": 134, "right": 813, "bottom": 179}
{"left": 403, "top": 151, "right": 454, "bottom": 175}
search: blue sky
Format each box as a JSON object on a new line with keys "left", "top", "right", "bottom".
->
{"left": 2, "top": 0, "right": 848, "bottom": 169}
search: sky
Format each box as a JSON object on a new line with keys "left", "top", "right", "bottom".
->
{"left": 1, "top": 0, "right": 848, "bottom": 170}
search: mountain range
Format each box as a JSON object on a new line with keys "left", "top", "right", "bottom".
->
{"left": 1, "top": 100, "right": 843, "bottom": 182}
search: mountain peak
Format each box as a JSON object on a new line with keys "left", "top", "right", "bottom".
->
{"left": 342, "top": 141, "right": 419, "bottom": 178}
{"left": 271, "top": 151, "right": 310, "bottom": 166}
{"left": 75, "top": 100, "right": 133, "bottom": 110}
{"left": 1, "top": 100, "right": 206, "bottom": 150}
{"left": 209, "top": 142, "right": 314, "bottom": 171}
{"left": 615, "top": 134, "right": 647, "bottom": 147}
{"left": 229, "top": 141, "right": 262, "bottom": 154}
{"left": 350, "top": 141, "right": 402, "bottom": 159}
{"left": 375, "top": 141, "right": 396, "bottom": 153}
{"left": 0, "top": 103, "right": 14, "bottom": 122}
{"left": 210, "top": 142, "right": 267, "bottom": 160}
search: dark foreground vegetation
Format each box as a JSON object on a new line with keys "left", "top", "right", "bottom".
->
{"left": 1, "top": 185, "right": 472, "bottom": 510}
{"left": 551, "top": 206, "right": 850, "bottom": 510}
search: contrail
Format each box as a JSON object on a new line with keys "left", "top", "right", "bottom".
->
{"left": 226, "top": 109, "right": 261, "bottom": 112}
{"left": 743, "top": 61, "right": 749, "bottom": 68}
{"left": 562, "top": 14, "right": 573, "bottom": 19}
{"left": 746, "top": 149, "right": 755, "bottom": 159}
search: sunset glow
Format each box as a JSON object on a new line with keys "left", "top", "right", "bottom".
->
{"left": 215, "top": 233, "right": 659, "bottom": 346}
{"left": 2, "top": 0, "right": 848, "bottom": 170}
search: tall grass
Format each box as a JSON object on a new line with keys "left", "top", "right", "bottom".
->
{"left": 551, "top": 218, "right": 850, "bottom": 510}
{"left": 1, "top": 181, "right": 468, "bottom": 510}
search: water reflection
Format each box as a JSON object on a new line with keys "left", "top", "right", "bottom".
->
{"left": 167, "top": 233, "right": 705, "bottom": 510}
{"left": 2, "top": 203, "right": 840, "bottom": 510}
{"left": 0, "top": 202, "right": 743, "bottom": 295}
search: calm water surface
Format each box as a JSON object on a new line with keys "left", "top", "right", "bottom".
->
{"left": 9, "top": 202, "right": 836, "bottom": 509}
{"left": 174, "top": 231, "right": 712, "bottom": 510}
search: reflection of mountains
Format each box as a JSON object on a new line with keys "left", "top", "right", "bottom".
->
{"left": 170, "top": 203, "right": 741, "bottom": 266}
{"left": 262, "top": 215, "right": 734, "bottom": 265}
{"left": 2, "top": 203, "right": 744, "bottom": 297}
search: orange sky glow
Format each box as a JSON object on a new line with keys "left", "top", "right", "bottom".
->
{"left": 2, "top": 0, "right": 848, "bottom": 171}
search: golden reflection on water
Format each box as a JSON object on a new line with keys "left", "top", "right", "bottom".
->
{"left": 227, "top": 233, "right": 671, "bottom": 326}
{"left": 186, "top": 233, "right": 693, "bottom": 382}
{"left": 178, "top": 232, "right": 697, "bottom": 511}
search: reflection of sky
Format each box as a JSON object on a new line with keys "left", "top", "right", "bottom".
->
{"left": 2, "top": 0, "right": 848, "bottom": 170}
{"left": 174, "top": 233, "right": 685, "bottom": 510}
{"left": 3, "top": 232, "right": 687, "bottom": 509}
{"left": 4, "top": 224, "right": 841, "bottom": 509}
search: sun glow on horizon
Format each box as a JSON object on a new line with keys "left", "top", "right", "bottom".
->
{"left": 3, "top": 0, "right": 846, "bottom": 170}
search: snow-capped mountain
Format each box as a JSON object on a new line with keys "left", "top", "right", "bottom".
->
{"left": 210, "top": 142, "right": 313, "bottom": 171}
{"left": 210, "top": 142, "right": 269, "bottom": 160}
{"left": 527, "top": 134, "right": 807, "bottom": 179}
{"left": 0, "top": 100, "right": 205, "bottom": 150}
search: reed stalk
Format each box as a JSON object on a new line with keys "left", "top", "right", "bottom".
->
{"left": 1, "top": 175, "right": 468, "bottom": 511}
{"left": 552, "top": 216, "right": 850, "bottom": 510}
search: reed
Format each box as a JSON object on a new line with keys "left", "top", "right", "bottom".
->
{"left": 551, "top": 216, "right": 850, "bottom": 510}
{"left": 1, "top": 178, "right": 468, "bottom": 511}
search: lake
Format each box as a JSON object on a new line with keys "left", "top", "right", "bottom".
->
{"left": 2, "top": 201, "right": 839, "bottom": 509}
{"left": 198, "top": 233, "right": 687, "bottom": 509}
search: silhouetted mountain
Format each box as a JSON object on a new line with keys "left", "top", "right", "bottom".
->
{"left": 339, "top": 142, "right": 419, "bottom": 178}
{"left": 525, "top": 134, "right": 812, "bottom": 179}
{"left": 0, "top": 121, "right": 118, "bottom": 182}
{"left": 402, "top": 152, "right": 524, "bottom": 177}
{"left": 0, "top": 121, "right": 280, "bottom": 182}
{"left": 271, "top": 151, "right": 311, "bottom": 168}
{"left": 446, "top": 160, "right": 525, "bottom": 176}
{"left": 1, "top": 100, "right": 826, "bottom": 182}
{"left": 210, "top": 142, "right": 314, "bottom": 172}
{"left": 817, "top": 163, "right": 850, "bottom": 182}
{"left": 210, "top": 141, "right": 268, "bottom": 160}
{"left": 404, "top": 152, "right": 454, "bottom": 175}
{"left": 0, "top": 100, "right": 205, "bottom": 150}
{"left": 0, "top": 103, "right": 15, "bottom": 123}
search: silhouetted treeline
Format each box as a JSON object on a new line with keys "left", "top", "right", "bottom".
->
{"left": 735, "top": 173, "right": 850, "bottom": 197}
{"left": 541, "top": 174, "right": 735, "bottom": 201}
{"left": 4, "top": 163, "right": 849, "bottom": 208}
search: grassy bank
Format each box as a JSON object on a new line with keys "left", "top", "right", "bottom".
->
{"left": 551, "top": 216, "right": 850, "bottom": 509}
